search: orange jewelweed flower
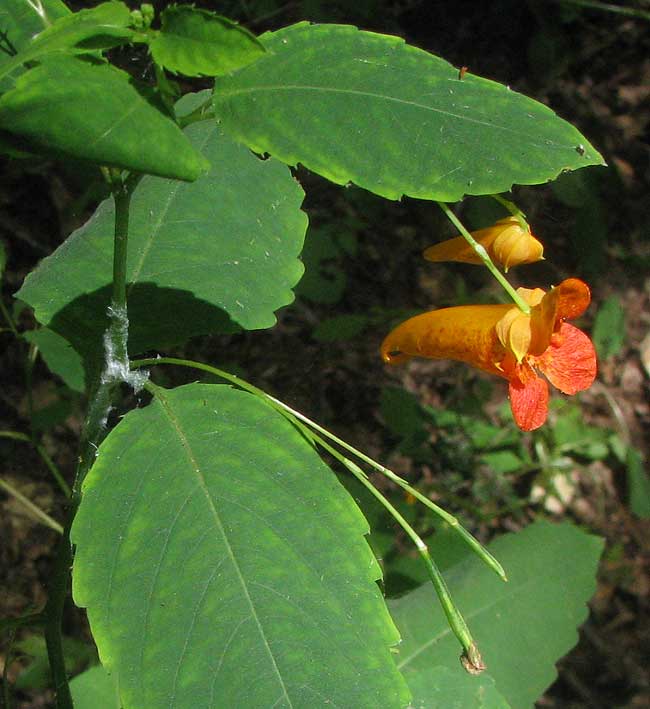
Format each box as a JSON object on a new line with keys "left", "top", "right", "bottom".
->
{"left": 381, "top": 278, "right": 597, "bottom": 431}
{"left": 423, "top": 216, "right": 544, "bottom": 271}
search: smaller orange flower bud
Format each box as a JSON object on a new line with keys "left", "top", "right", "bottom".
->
{"left": 423, "top": 216, "right": 544, "bottom": 271}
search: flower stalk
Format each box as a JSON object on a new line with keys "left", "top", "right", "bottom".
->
{"left": 437, "top": 202, "right": 531, "bottom": 314}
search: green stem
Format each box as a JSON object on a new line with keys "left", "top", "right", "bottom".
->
{"left": 554, "top": 0, "right": 650, "bottom": 21}
{"left": 437, "top": 202, "right": 531, "bottom": 314}
{"left": 130, "top": 356, "right": 506, "bottom": 582}
{"left": 0, "top": 431, "right": 70, "bottom": 497}
{"left": 25, "top": 341, "right": 37, "bottom": 441}
{"left": 2, "top": 627, "right": 15, "bottom": 709}
{"left": 491, "top": 194, "right": 528, "bottom": 231}
{"left": 44, "top": 174, "right": 137, "bottom": 709}
{"left": 0, "top": 298, "right": 18, "bottom": 336}
{"left": 0, "top": 477, "right": 63, "bottom": 533}
{"left": 0, "top": 612, "right": 45, "bottom": 633}
{"left": 314, "top": 443, "right": 484, "bottom": 672}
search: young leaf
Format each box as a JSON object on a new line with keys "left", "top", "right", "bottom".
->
{"left": 70, "top": 665, "right": 120, "bottom": 709}
{"left": 213, "top": 23, "right": 604, "bottom": 202}
{"left": 150, "top": 5, "right": 264, "bottom": 77}
{"left": 0, "top": 56, "right": 209, "bottom": 180}
{"left": 17, "top": 93, "right": 307, "bottom": 360}
{"left": 71, "top": 383, "right": 410, "bottom": 708}
{"left": 0, "top": 1, "right": 135, "bottom": 84}
{"left": 390, "top": 521, "right": 603, "bottom": 708}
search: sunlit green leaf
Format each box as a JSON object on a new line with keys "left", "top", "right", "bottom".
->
{"left": 390, "top": 521, "right": 603, "bottom": 708}
{"left": 70, "top": 665, "right": 120, "bottom": 709}
{"left": 18, "top": 93, "right": 306, "bottom": 362}
{"left": 0, "top": 2, "right": 135, "bottom": 84}
{"left": 214, "top": 23, "right": 604, "bottom": 201}
{"left": 150, "top": 5, "right": 264, "bottom": 77}
{"left": 0, "top": 56, "right": 208, "bottom": 180}
{"left": 0, "top": 0, "right": 71, "bottom": 54}
{"left": 71, "top": 383, "right": 410, "bottom": 708}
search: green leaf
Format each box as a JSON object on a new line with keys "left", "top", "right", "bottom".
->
{"left": 17, "top": 92, "right": 306, "bottom": 360}
{"left": 14, "top": 635, "right": 93, "bottom": 691}
{"left": 407, "top": 666, "right": 511, "bottom": 708}
{"left": 626, "top": 447, "right": 650, "bottom": 519}
{"left": 24, "top": 327, "right": 86, "bottom": 393}
{"left": 150, "top": 5, "right": 264, "bottom": 77}
{"left": 0, "top": 0, "right": 71, "bottom": 54}
{"left": 390, "top": 521, "right": 603, "bottom": 708}
{"left": 0, "top": 2, "right": 135, "bottom": 84}
{"left": 312, "top": 313, "right": 369, "bottom": 341}
{"left": 0, "top": 240, "right": 6, "bottom": 278}
{"left": 71, "top": 383, "right": 410, "bottom": 708}
{"left": 592, "top": 295, "right": 626, "bottom": 359}
{"left": 295, "top": 226, "right": 348, "bottom": 304}
{"left": 0, "top": 56, "right": 209, "bottom": 180}
{"left": 70, "top": 665, "right": 120, "bottom": 709}
{"left": 213, "top": 23, "right": 604, "bottom": 201}
{"left": 480, "top": 450, "right": 524, "bottom": 474}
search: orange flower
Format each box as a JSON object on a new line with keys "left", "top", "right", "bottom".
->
{"left": 423, "top": 216, "right": 544, "bottom": 271}
{"left": 381, "top": 278, "right": 597, "bottom": 431}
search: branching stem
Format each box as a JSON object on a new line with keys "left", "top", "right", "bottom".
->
{"left": 44, "top": 173, "right": 137, "bottom": 709}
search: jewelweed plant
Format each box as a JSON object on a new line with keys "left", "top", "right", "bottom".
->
{"left": 0, "top": 2, "right": 606, "bottom": 707}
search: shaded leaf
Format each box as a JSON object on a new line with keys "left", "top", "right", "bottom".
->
{"left": 0, "top": 2, "right": 135, "bottom": 84}
{"left": 213, "top": 23, "right": 604, "bottom": 201}
{"left": 0, "top": 56, "right": 208, "bottom": 180}
{"left": 150, "top": 5, "right": 264, "bottom": 77}
{"left": 14, "top": 635, "right": 93, "bottom": 691}
{"left": 17, "top": 92, "right": 306, "bottom": 361}
{"left": 390, "top": 521, "right": 603, "bottom": 708}
{"left": 407, "top": 666, "right": 511, "bottom": 709}
{"left": 626, "top": 447, "right": 650, "bottom": 519}
{"left": 312, "top": 313, "right": 369, "bottom": 341}
{"left": 71, "top": 383, "right": 410, "bottom": 708}
{"left": 24, "top": 327, "right": 86, "bottom": 393}
{"left": 592, "top": 295, "right": 626, "bottom": 359}
{"left": 70, "top": 665, "right": 120, "bottom": 709}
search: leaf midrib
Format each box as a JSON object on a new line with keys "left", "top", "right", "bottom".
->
{"left": 153, "top": 387, "right": 294, "bottom": 708}
{"left": 217, "top": 84, "right": 573, "bottom": 151}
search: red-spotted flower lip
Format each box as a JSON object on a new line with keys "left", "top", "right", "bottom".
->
{"left": 380, "top": 278, "right": 597, "bottom": 431}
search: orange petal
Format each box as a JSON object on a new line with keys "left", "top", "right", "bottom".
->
{"left": 380, "top": 304, "right": 512, "bottom": 376}
{"left": 492, "top": 224, "right": 544, "bottom": 271}
{"left": 495, "top": 307, "right": 532, "bottom": 363}
{"left": 536, "top": 322, "right": 597, "bottom": 395}
{"left": 423, "top": 217, "right": 544, "bottom": 270}
{"left": 423, "top": 235, "right": 484, "bottom": 264}
{"left": 554, "top": 278, "right": 591, "bottom": 320}
{"left": 508, "top": 371, "right": 549, "bottom": 431}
